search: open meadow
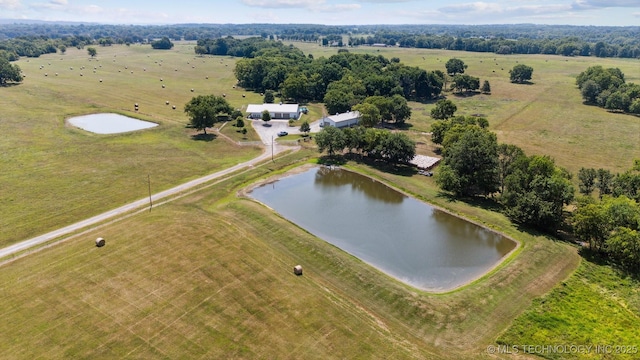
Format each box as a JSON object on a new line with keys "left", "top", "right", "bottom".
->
{"left": 1, "top": 42, "right": 640, "bottom": 359}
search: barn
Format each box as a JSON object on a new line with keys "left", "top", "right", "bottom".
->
{"left": 320, "top": 111, "right": 361, "bottom": 128}
{"left": 246, "top": 103, "right": 300, "bottom": 120}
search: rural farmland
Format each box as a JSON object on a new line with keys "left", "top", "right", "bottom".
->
{"left": 1, "top": 36, "right": 639, "bottom": 360}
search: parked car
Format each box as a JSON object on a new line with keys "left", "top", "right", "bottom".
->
{"left": 277, "top": 131, "right": 288, "bottom": 137}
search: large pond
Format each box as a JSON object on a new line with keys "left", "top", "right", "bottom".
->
{"left": 68, "top": 113, "right": 158, "bottom": 134}
{"left": 248, "top": 166, "right": 517, "bottom": 291}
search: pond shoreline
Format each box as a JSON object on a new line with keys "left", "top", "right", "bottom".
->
{"left": 241, "top": 163, "right": 521, "bottom": 294}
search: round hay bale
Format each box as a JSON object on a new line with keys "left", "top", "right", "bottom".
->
{"left": 162, "top": 84, "right": 165, "bottom": 88}
{"left": 166, "top": 100, "right": 170, "bottom": 105}
{"left": 95, "top": 237, "right": 105, "bottom": 247}
{"left": 293, "top": 265, "right": 303, "bottom": 276}
{"left": 191, "top": 88, "right": 194, "bottom": 92}
{"left": 99, "top": 79, "right": 103, "bottom": 82}
{"left": 172, "top": 105, "right": 176, "bottom": 109}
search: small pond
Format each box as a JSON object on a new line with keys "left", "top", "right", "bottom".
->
{"left": 68, "top": 113, "right": 158, "bottom": 134}
{"left": 248, "top": 166, "right": 517, "bottom": 292}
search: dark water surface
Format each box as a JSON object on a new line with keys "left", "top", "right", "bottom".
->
{"left": 249, "top": 167, "right": 516, "bottom": 291}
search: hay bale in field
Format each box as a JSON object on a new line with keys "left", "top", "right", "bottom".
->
{"left": 191, "top": 88, "right": 194, "bottom": 92}
{"left": 293, "top": 265, "right": 303, "bottom": 276}
{"left": 95, "top": 237, "right": 105, "bottom": 247}
{"left": 166, "top": 101, "right": 169, "bottom": 105}
{"left": 162, "top": 84, "right": 165, "bottom": 88}
{"left": 172, "top": 105, "right": 176, "bottom": 109}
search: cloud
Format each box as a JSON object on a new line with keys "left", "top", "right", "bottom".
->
{"left": 0, "top": 0, "right": 22, "bottom": 10}
{"left": 242, "top": 0, "right": 359, "bottom": 13}
{"left": 241, "top": 0, "right": 322, "bottom": 8}
{"left": 438, "top": 2, "right": 502, "bottom": 14}
{"left": 357, "top": 0, "right": 414, "bottom": 2}
{"left": 574, "top": 0, "right": 640, "bottom": 7}
{"left": 316, "top": 3, "right": 361, "bottom": 12}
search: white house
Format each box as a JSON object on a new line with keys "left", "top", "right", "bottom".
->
{"left": 246, "top": 103, "right": 300, "bottom": 120}
{"left": 320, "top": 111, "right": 361, "bottom": 128}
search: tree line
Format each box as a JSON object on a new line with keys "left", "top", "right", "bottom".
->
{"left": 574, "top": 162, "right": 640, "bottom": 272}
{"left": 430, "top": 101, "right": 639, "bottom": 273}
{"left": 348, "top": 33, "right": 640, "bottom": 59}
{"left": 315, "top": 126, "right": 416, "bottom": 165}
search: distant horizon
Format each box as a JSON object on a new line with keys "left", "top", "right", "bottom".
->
{"left": 0, "top": 0, "right": 639, "bottom": 27}
{"left": 1, "top": 18, "right": 640, "bottom": 29}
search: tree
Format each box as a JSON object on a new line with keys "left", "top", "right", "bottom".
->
{"left": 0, "top": 57, "right": 23, "bottom": 85}
{"left": 261, "top": 110, "right": 271, "bottom": 123}
{"left": 87, "top": 47, "right": 97, "bottom": 58}
{"left": 151, "top": 37, "right": 174, "bottom": 50}
{"left": 235, "top": 117, "right": 245, "bottom": 128}
{"left": 481, "top": 80, "right": 491, "bottom": 94}
{"left": 430, "top": 99, "right": 457, "bottom": 120}
{"left": 183, "top": 95, "right": 232, "bottom": 134}
{"left": 315, "top": 126, "right": 346, "bottom": 156}
{"left": 509, "top": 64, "right": 533, "bottom": 84}
{"left": 299, "top": 120, "right": 310, "bottom": 135}
{"left": 263, "top": 90, "right": 275, "bottom": 103}
{"left": 580, "top": 79, "right": 600, "bottom": 104}
{"left": 578, "top": 167, "right": 597, "bottom": 195}
{"left": 380, "top": 132, "right": 416, "bottom": 164}
{"left": 573, "top": 200, "right": 611, "bottom": 251}
{"left": 497, "top": 143, "right": 525, "bottom": 194}
{"left": 352, "top": 102, "right": 380, "bottom": 128}
{"left": 436, "top": 126, "right": 500, "bottom": 197}
{"left": 597, "top": 168, "right": 614, "bottom": 198}
{"left": 59, "top": 45, "right": 67, "bottom": 55}
{"left": 501, "top": 155, "right": 575, "bottom": 231}
{"left": 445, "top": 58, "right": 466, "bottom": 76}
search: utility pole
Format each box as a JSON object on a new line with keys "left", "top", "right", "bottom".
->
{"left": 147, "top": 174, "right": 152, "bottom": 211}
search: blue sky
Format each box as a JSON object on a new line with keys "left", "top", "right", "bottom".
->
{"left": 1, "top": 0, "right": 639, "bottom": 26}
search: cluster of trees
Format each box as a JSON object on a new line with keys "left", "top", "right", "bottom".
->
{"left": 351, "top": 95, "right": 411, "bottom": 126}
{"left": 151, "top": 37, "right": 174, "bottom": 50}
{"left": 194, "top": 36, "right": 290, "bottom": 57}
{"left": 315, "top": 126, "right": 416, "bottom": 164}
{"left": 431, "top": 105, "right": 574, "bottom": 232}
{"left": 574, "top": 162, "right": 640, "bottom": 272}
{"left": 576, "top": 66, "right": 640, "bottom": 114}
{"left": 234, "top": 44, "right": 444, "bottom": 114}
{"left": 0, "top": 54, "right": 23, "bottom": 84}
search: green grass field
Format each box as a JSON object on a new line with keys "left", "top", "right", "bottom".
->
{"left": 1, "top": 42, "right": 639, "bottom": 359}
{"left": 289, "top": 42, "right": 640, "bottom": 174}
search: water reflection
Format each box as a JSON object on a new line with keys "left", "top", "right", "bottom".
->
{"left": 314, "top": 166, "right": 404, "bottom": 204}
{"left": 249, "top": 167, "right": 516, "bottom": 291}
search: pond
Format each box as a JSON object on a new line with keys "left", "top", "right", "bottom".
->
{"left": 67, "top": 113, "right": 158, "bottom": 134}
{"left": 248, "top": 166, "right": 517, "bottom": 292}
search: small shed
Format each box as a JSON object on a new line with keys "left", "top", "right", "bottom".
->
{"left": 293, "top": 265, "right": 303, "bottom": 276}
{"left": 410, "top": 155, "right": 441, "bottom": 170}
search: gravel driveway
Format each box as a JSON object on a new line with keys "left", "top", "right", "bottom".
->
{"left": 250, "top": 118, "right": 321, "bottom": 145}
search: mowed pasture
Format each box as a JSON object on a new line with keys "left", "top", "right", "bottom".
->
{"left": 0, "top": 42, "right": 263, "bottom": 247}
{"left": 0, "top": 147, "right": 581, "bottom": 359}
{"left": 1, "top": 41, "right": 639, "bottom": 358}
{"left": 289, "top": 42, "right": 640, "bottom": 174}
